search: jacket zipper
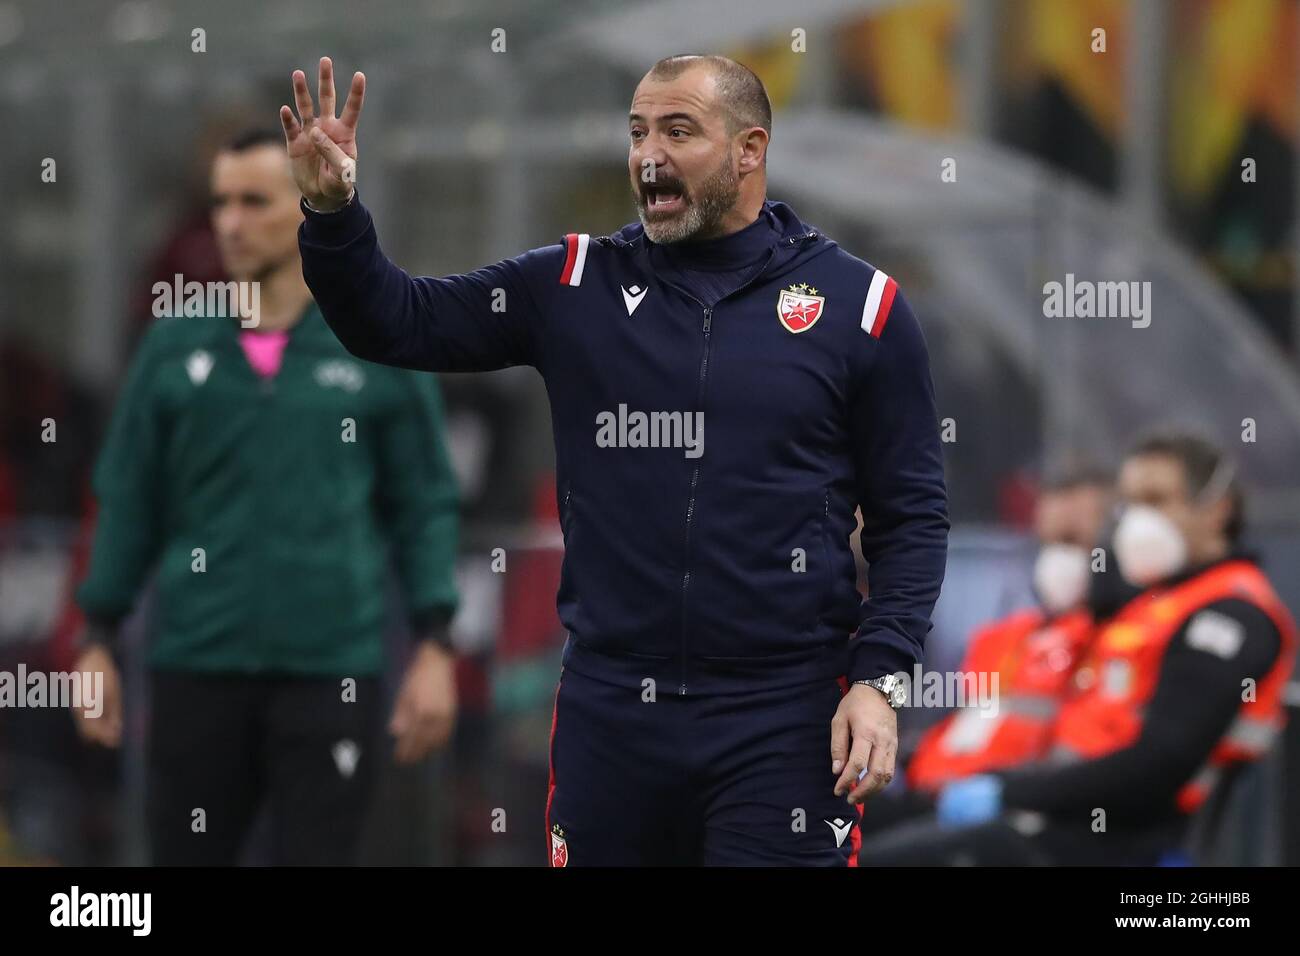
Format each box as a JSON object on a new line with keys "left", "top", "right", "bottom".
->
{"left": 672, "top": 239, "right": 812, "bottom": 695}
{"left": 678, "top": 304, "right": 712, "bottom": 695}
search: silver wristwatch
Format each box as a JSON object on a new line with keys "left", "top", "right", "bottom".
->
{"left": 303, "top": 189, "right": 356, "bottom": 214}
{"left": 855, "top": 674, "right": 907, "bottom": 709}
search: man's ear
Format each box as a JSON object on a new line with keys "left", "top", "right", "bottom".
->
{"left": 737, "top": 127, "right": 768, "bottom": 175}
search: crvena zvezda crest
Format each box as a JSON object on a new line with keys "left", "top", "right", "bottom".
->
{"left": 550, "top": 824, "right": 568, "bottom": 867}
{"left": 777, "top": 283, "right": 825, "bottom": 333}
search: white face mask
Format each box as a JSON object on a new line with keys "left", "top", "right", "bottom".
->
{"left": 1033, "top": 543, "right": 1091, "bottom": 614}
{"left": 1113, "top": 504, "right": 1188, "bottom": 587}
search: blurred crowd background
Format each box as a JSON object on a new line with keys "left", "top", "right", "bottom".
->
{"left": 2, "top": 0, "right": 1300, "bottom": 865}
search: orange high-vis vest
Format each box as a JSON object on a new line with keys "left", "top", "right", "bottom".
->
{"left": 1048, "top": 560, "right": 1296, "bottom": 814}
{"left": 908, "top": 607, "right": 1095, "bottom": 792}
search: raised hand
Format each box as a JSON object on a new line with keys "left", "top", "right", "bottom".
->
{"left": 280, "top": 56, "right": 365, "bottom": 211}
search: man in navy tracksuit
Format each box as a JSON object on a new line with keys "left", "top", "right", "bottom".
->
{"left": 282, "top": 53, "right": 948, "bottom": 865}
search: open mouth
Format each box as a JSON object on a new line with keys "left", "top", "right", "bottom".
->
{"left": 644, "top": 185, "right": 685, "bottom": 214}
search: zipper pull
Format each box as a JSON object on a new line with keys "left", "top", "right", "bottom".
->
{"left": 703, "top": 307, "right": 712, "bottom": 332}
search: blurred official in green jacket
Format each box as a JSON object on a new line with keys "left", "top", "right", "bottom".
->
{"left": 72, "top": 128, "right": 461, "bottom": 865}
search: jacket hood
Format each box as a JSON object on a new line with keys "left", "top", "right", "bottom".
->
{"left": 602, "top": 199, "right": 838, "bottom": 282}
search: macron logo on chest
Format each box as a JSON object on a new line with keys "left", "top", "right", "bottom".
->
{"left": 621, "top": 284, "right": 648, "bottom": 315}
{"left": 557, "top": 232, "right": 647, "bottom": 315}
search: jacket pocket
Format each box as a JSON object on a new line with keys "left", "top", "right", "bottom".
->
{"left": 694, "top": 488, "right": 835, "bottom": 660}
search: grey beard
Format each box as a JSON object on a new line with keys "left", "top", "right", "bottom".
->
{"left": 634, "top": 161, "right": 740, "bottom": 245}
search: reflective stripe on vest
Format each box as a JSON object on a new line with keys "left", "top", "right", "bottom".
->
{"left": 908, "top": 609, "right": 1096, "bottom": 791}
{"left": 997, "top": 694, "right": 1061, "bottom": 719}
{"left": 1222, "top": 713, "right": 1280, "bottom": 754}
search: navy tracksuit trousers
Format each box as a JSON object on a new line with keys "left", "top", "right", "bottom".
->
{"left": 545, "top": 666, "right": 863, "bottom": 866}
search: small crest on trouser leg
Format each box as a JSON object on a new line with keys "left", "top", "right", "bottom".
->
{"left": 550, "top": 823, "right": 568, "bottom": 867}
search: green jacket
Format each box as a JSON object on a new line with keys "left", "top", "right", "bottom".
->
{"left": 75, "top": 303, "right": 459, "bottom": 676}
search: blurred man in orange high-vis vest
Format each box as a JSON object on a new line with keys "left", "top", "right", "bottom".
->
{"left": 908, "top": 466, "right": 1111, "bottom": 792}
{"left": 864, "top": 430, "right": 1296, "bottom": 866}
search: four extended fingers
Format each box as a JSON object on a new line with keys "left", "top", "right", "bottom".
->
{"left": 285, "top": 60, "right": 365, "bottom": 136}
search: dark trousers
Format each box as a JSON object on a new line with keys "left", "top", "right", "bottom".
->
{"left": 147, "top": 669, "right": 382, "bottom": 866}
{"left": 545, "top": 665, "right": 862, "bottom": 866}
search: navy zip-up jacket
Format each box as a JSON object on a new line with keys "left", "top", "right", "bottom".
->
{"left": 299, "top": 193, "right": 948, "bottom": 695}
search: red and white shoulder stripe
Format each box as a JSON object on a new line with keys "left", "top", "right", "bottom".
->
{"left": 558, "top": 233, "right": 591, "bottom": 287}
{"left": 859, "top": 269, "right": 898, "bottom": 338}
